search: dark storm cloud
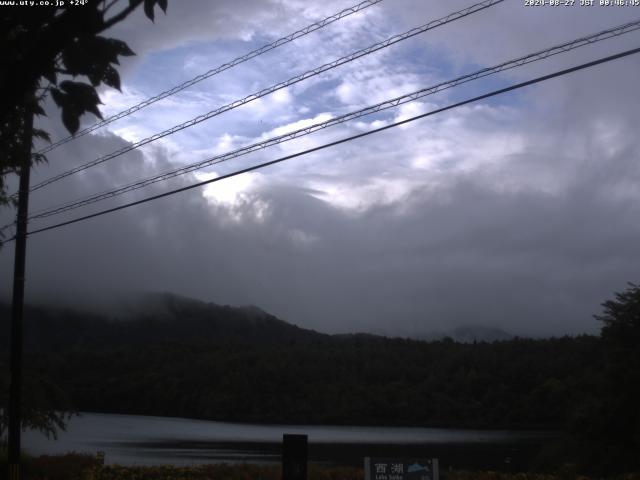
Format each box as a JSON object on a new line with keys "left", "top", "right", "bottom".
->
{"left": 1, "top": 0, "right": 639, "bottom": 337}
{"left": 2, "top": 114, "right": 639, "bottom": 337}
{"left": 105, "top": 0, "right": 361, "bottom": 56}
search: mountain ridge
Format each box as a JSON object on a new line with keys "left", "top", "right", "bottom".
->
{"left": 0, "top": 292, "right": 327, "bottom": 352}
{"left": 0, "top": 292, "right": 523, "bottom": 354}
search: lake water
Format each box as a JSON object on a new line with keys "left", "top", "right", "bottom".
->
{"left": 22, "top": 413, "right": 552, "bottom": 469}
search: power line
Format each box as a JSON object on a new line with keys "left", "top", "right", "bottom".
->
{"left": 36, "top": 0, "right": 384, "bottom": 156}
{"left": 26, "top": 18, "right": 640, "bottom": 221}
{"left": 25, "top": 0, "right": 504, "bottom": 194}
{"left": 10, "top": 45, "right": 638, "bottom": 241}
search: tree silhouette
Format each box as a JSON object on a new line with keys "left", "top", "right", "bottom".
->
{"left": 0, "top": 0, "right": 168, "bottom": 208}
{"left": 0, "top": 365, "right": 74, "bottom": 441}
{"left": 564, "top": 283, "right": 640, "bottom": 473}
{"left": 594, "top": 282, "right": 640, "bottom": 462}
{"left": 0, "top": 0, "right": 168, "bottom": 441}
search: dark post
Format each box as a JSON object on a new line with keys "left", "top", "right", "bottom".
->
{"left": 7, "top": 110, "right": 33, "bottom": 480}
{"left": 282, "top": 434, "right": 307, "bottom": 480}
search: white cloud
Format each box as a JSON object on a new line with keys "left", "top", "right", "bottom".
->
{"left": 194, "top": 171, "right": 270, "bottom": 224}
{"left": 268, "top": 113, "right": 333, "bottom": 137}
{"left": 309, "top": 176, "right": 417, "bottom": 213}
{"left": 5, "top": 0, "right": 639, "bottom": 337}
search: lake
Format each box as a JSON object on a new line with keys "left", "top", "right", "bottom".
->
{"left": 23, "top": 413, "right": 552, "bottom": 469}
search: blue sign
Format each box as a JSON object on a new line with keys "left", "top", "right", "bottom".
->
{"left": 364, "top": 457, "right": 439, "bottom": 480}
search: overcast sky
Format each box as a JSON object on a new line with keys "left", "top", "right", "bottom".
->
{"left": 1, "top": 0, "right": 640, "bottom": 337}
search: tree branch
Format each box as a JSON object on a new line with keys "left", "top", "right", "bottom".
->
{"left": 103, "top": 0, "right": 121, "bottom": 14}
{"left": 101, "top": 0, "right": 144, "bottom": 31}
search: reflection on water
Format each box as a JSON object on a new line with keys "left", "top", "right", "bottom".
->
{"left": 22, "top": 413, "right": 551, "bottom": 468}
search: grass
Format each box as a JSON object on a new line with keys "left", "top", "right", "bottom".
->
{"left": 85, "top": 464, "right": 363, "bottom": 480}
{"left": 1, "top": 453, "right": 640, "bottom": 480}
{"left": 0, "top": 452, "right": 102, "bottom": 480}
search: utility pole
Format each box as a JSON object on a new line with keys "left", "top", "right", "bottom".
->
{"left": 7, "top": 108, "right": 33, "bottom": 480}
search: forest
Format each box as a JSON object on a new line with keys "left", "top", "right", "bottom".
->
{"left": 1, "top": 286, "right": 639, "bottom": 473}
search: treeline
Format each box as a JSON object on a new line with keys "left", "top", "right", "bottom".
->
{"left": 49, "top": 335, "right": 600, "bottom": 429}
{"left": 1, "top": 289, "right": 639, "bottom": 473}
{"left": 0, "top": 296, "right": 601, "bottom": 429}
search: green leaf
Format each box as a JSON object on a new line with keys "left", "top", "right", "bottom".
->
{"left": 60, "top": 81, "right": 103, "bottom": 107}
{"left": 42, "top": 68, "right": 57, "bottom": 85}
{"left": 87, "top": 70, "right": 102, "bottom": 87}
{"left": 144, "top": 0, "right": 155, "bottom": 21}
{"left": 62, "top": 39, "right": 93, "bottom": 76}
{"left": 142, "top": 0, "right": 168, "bottom": 21}
{"left": 84, "top": 102, "right": 103, "bottom": 120}
{"left": 50, "top": 88, "right": 65, "bottom": 107}
{"left": 61, "top": 108, "right": 79, "bottom": 134}
{"left": 32, "top": 103, "right": 46, "bottom": 117}
{"left": 92, "top": 36, "right": 123, "bottom": 65}
{"left": 32, "top": 153, "right": 48, "bottom": 164}
{"left": 108, "top": 38, "right": 135, "bottom": 57}
{"left": 63, "top": 36, "right": 134, "bottom": 84}
{"left": 55, "top": 81, "right": 104, "bottom": 133}
{"left": 102, "top": 65, "right": 121, "bottom": 91}
{"left": 32, "top": 128, "right": 51, "bottom": 143}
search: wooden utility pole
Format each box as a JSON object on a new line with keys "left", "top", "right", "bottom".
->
{"left": 7, "top": 109, "right": 33, "bottom": 480}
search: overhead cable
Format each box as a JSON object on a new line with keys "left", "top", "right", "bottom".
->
{"left": 27, "top": 19, "right": 640, "bottom": 221}
{"left": 36, "top": 0, "right": 384, "bottom": 155}
{"left": 25, "top": 0, "right": 504, "bottom": 194}
{"left": 11, "top": 45, "right": 639, "bottom": 241}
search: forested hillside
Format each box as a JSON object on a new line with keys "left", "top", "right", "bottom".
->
{"left": 0, "top": 293, "right": 322, "bottom": 352}
{"left": 0, "top": 294, "right": 600, "bottom": 428}
{"left": 1, "top": 287, "right": 639, "bottom": 473}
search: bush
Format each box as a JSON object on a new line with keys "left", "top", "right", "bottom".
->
{"left": 0, "top": 452, "right": 101, "bottom": 480}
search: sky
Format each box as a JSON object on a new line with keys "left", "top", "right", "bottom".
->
{"left": 1, "top": 0, "right": 640, "bottom": 337}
